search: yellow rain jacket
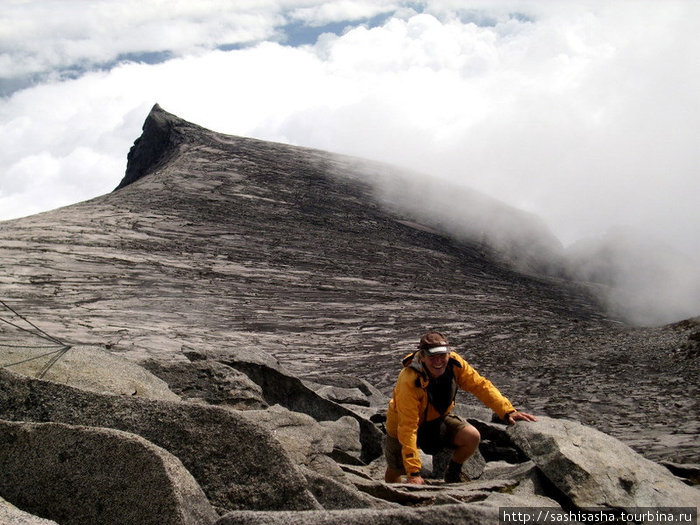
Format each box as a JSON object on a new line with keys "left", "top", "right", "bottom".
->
{"left": 385, "top": 351, "right": 515, "bottom": 476}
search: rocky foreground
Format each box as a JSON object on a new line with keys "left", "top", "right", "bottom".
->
{"left": 0, "top": 346, "right": 697, "bottom": 524}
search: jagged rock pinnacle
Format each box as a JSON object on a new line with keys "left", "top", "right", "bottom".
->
{"left": 115, "top": 104, "right": 189, "bottom": 190}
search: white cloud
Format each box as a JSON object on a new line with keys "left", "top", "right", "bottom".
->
{"left": 289, "top": 0, "right": 399, "bottom": 25}
{"left": 0, "top": 145, "right": 123, "bottom": 219}
{"left": 0, "top": 69, "right": 151, "bottom": 218}
{"left": 0, "top": 0, "right": 291, "bottom": 79}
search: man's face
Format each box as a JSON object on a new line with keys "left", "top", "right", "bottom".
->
{"left": 420, "top": 352, "right": 449, "bottom": 378}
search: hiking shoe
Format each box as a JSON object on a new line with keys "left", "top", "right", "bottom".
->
{"left": 444, "top": 469, "right": 469, "bottom": 483}
{"left": 444, "top": 459, "right": 470, "bottom": 483}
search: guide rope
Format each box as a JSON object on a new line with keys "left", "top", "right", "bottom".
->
{"left": 0, "top": 299, "right": 63, "bottom": 344}
{"left": 0, "top": 299, "right": 72, "bottom": 378}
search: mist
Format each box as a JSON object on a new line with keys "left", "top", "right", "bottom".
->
{"left": 564, "top": 229, "right": 700, "bottom": 326}
{"left": 332, "top": 157, "right": 700, "bottom": 326}
{"left": 1, "top": 1, "right": 698, "bottom": 326}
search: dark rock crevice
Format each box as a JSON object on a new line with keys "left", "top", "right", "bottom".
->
{"left": 115, "top": 104, "right": 191, "bottom": 190}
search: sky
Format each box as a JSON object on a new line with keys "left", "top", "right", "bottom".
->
{"left": 1, "top": 1, "right": 699, "bottom": 322}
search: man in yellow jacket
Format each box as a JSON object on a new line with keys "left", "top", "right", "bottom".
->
{"left": 384, "top": 332, "right": 537, "bottom": 484}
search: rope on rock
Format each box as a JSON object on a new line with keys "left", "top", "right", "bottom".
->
{"left": 0, "top": 343, "right": 61, "bottom": 348}
{"left": 36, "top": 345, "right": 72, "bottom": 379}
{"left": 0, "top": 299, "right": 64, "bottom": 345}
{"left": 0, "top": 299, "right": 72, "bottom": 378}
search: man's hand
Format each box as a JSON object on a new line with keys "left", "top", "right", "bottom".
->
{"left": 406, "top": 475, "right": 425, "bottom": 485}
{"left": 506, "top": 411, "right": 537, "bottom": 425}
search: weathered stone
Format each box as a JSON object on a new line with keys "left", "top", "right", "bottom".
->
{"left": 350, "top": 477, "right": 517, "bottom": 506}
{"left": 0, "top": 419, "right": 217, "bottom": 525}
{"left": 214, "top": 348, "right": 384, "bottom": 463}
{"left": 340, "top": 455, "right": 389, "bottom": 484}
{"left": 319, "top": 416, "right": 363, "bottom": 465}
{"left": 340, "top": 455, "right": 564, "bottom": 510}
{"left": 245, "top": 404, "right": 343, "bottom": 478}
{"left": 507, "top": 417, "right": 700, "bottom": 508}
{"left": 143, "top": 354, "right": 267, "bottom": 409}
{"left": 0, "top": 367, "right": 320, "bottom": 513}
{"left": 477, "top": 490, "right": 564, "bottom": 510}
{"left": 303, "top": 373, "right": 389, "bottom": 408}
{"left": 313, "top": 384, "right": 370, "bottom": 406}
{"left": 305, "top": 453, "right": 350, "bottom": 481}
{"left": 480, "top": 459, "right": 538, "bottom": 482}
{"left": 213, "top": 501, "right": 512, "bottom": 525}
{"left": 0, "top": 344, "right": 179, "bottom": 401}
{"left": 480, "top": 460, "right": 554, "bottom": 501}
{"left": 298, "top": 466, "right": 396, "bottom": 510}
{"left": 0, "top": 496, "right": 58, "bottom": 525}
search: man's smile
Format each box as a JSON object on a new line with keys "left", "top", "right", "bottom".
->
{"left": 422, "top": 354, "right": 449, "bottom": 377}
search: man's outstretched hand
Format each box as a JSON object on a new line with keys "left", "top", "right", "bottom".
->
{"left": 506, "top": 411, "right": 537, "bottom": 425}
{"left": 406, "top": 475, "right": 426, "bottom": 485}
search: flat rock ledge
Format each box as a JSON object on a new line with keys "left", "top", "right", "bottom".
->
{"left": 1, "top": 344, "right": 179, "bottom": 400}
{"left": 1, "top": 346, "right": 697, "bottom": 525}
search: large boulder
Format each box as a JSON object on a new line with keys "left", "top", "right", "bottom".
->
{"left": 0, "top": 419, "right": 217, "bottom": 525}
{"left": 245, "top": 404, "right": 343, "bottom": 479}
{"left": 302, "top": 373, "right": 389, "bottom": 409}
{"left": 213, "top": 347, "right": 384, "bottom": 463}
{"left": 319, "top": 416, "right": 363, "bottom": 465}
{"left": 0, "top": 367, "right": 320, "bottom": 513}
{"left": 507, "top": 417, "right": 700, "bottom": 508}
{"left": 142, "top": 353, "right": 268, "bottom": 409}
{"left": 479, "top": 460, "right": 557, "bottom": 504}
{"left": 0, "top": 344, "right": 179, "bottom": 400}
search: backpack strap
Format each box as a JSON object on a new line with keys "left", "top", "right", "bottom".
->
{"left": 402, "top": 351, "right": 418, "bottom": 367}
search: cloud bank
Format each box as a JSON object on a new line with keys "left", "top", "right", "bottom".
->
{"left": 1, "top": 1, "right": 698, "bottom": 324}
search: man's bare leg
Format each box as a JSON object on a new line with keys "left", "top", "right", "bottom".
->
{"left": 445, "top": 424, "right": 480, "bottom": 482}
{"left": 452, "top": 424, "right": 480, "bottom": 463}
{"left": 384, "top": 467, "right": 403, "bottom": 483}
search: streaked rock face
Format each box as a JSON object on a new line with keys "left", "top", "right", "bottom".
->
{"left": 0, "top": 105, "right": 697, "bottom": 465}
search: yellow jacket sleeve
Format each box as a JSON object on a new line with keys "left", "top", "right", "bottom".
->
{"left": 453, "top": 353, "right": 515, "bottom": 418}
{"left": 392, "top": 368, "right": 425, "bottom": 475}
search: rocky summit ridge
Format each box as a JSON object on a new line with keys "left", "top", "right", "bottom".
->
{"left": 0, "top": 104, "right": 698, "bottom": 524}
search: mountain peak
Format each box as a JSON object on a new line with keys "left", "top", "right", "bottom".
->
{"left": 115, "top": 103, "right": 193, "bottom": 190}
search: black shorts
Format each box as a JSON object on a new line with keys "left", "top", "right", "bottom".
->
{"left": 417, "top": 413, "right": 466, "bottom": 455}
{"left": 384, "top": 414, "right": 468, "bottom": 473}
